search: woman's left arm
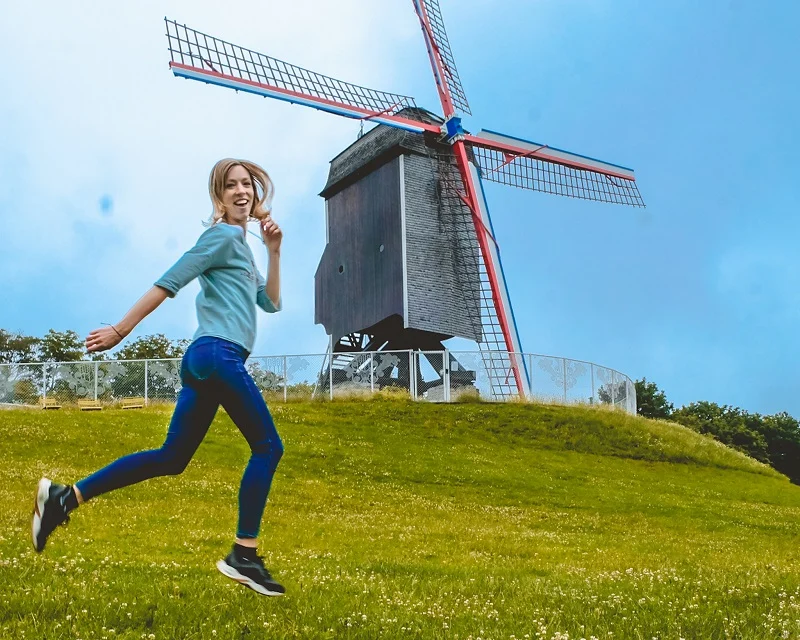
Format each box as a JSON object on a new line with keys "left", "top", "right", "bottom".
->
{"left": 265, "top": 249, "right": 281, "bottom": 308}
{"left": 261, "top": 215, "right": 282, "bottom": 308}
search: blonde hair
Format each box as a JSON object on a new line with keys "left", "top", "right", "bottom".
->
{"left": 207, "top": 158, "right": 274, "bottom": 225}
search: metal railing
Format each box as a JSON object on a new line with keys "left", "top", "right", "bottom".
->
{"left": 0, "top": 351, "right": 636, "bottom": 414}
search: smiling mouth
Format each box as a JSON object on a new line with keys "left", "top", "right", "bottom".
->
{"left": 234, "top": 200, "right": 249, "bottom": 206}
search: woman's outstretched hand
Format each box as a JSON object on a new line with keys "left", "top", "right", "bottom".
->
{"left": 260, "top": 214, "right": 283, "bottom": 253}
{"left": 85, "top": 326, "right": 125, "bottom": 353}
{"left": 83, "top": 288, "right": 167, "bottom": 354}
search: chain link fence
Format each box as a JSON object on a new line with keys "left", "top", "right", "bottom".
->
{"left": 0, "top": 351, "right": 636, "bottom": 414}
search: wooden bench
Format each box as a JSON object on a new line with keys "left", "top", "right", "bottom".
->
{"left": 121, "top": 397, "right": 146, "bottom": 409}
{"left": 78, "top": 399, "right": 102, "bottom": 411}
{"left": 40, "top": 398, "right": 62, "bottom": 410}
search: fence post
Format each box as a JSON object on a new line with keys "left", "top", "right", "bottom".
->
{"left": 283, "top": 355, "right": 287, "bottom": 403}
{"left": 591, "top": 364, "right": 595, "bottom": 405}
{"left": 611, "top": 370, "right": 616, "bottom": 406}
{"left": 370, "top": 352, "right": 374, "bottom": 394}
{"left": 42, "top": 364, "right": 47, "bottom": 402}
{"left": 94, "top": 361, "right": 98, "bottom": 401}
{"left": 528, "top": 354, "right": 533, "bottom": 401}
{"left": 443, "top": 349, "right": 451, "bottom": 403}
{"left": 144, "top": 360, "right": 149, "bottom": 406}
{"left": 410, "top": 349, "right": 419, "bottom": 400}
{"left": 562, "top": 358, "right": 568, "bottom": 404}
{"left": 329, "top": 352, "right": 333, "bottom": 401}
{"left": 408, "top": 351, "right": 412, "bottom": 399}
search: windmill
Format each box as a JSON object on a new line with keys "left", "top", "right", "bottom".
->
{"left": 163, "top": 1, "right": 644, "bottom": 400}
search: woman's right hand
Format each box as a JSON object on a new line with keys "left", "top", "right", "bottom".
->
{"left": 85, "top": 326, "right": 125, "bottom": 353}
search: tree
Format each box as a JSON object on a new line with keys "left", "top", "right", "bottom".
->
{"left": 113, "top": 334, "right": 189, "bottom": 360}
{"left": 95, "top": 334, "right": 189, "bottom": 403}
{"left": 0, "top": 330, "right": 44, "bottom": 403}
{"left": 597, "top": 381, "right": 628, "bottom": 405}
{"left": 0, "top": 330, "right": 41, "bottom": 363}
{"left": 671, "top": 402, "right": 770, "bottom": 464}
{"left": 761, "top": 412, "right": 800, "bottom": 483}
{"left": 39, "top": 329, "right": 84, "bottom": 363}
{"left": 671, "top": 402, "right": 800, "bottom": 483}
{"left": 634, "top": 378, "right": 674, "bottom": 419}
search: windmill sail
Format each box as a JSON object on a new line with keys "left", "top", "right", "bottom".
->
{"left": 412, "top": 0, "right": 471, "bottom": 116}
{"left": 164, "top": 19, "right": 436, "bottom": 134}
{"left": 466, "top": 130, "right": 645, "bottom": 206}
{"left": 410, "top": 1, "right": 530, "bottom": 397}
{"left": 430, "top": 145, "right": 529, "bottom": 400}
{"left": 468, "top": 162, "right": 532, "bottom": 398}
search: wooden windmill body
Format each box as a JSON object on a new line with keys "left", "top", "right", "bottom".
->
{"left": 316, "top": 108, "right": 482, "bottom": 350}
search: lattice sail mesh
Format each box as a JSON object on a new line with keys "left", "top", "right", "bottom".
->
{"left": 470, "top": 145, "right": 645, "bottom": 207}
{"left": 431, "top": 147, "right": 521, "bottom": 400}
{"left": 165, "top": 19, "right": 418, "bottom": 117}
{"left": 415, "top": 0, "right": 471, "bottom": 115}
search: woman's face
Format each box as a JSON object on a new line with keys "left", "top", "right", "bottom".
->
{"left": 222, "top": 164, "right": 255, "bottom": 225}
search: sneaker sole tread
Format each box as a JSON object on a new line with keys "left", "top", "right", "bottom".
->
{"left": 216, "top": 560, "right": 284, "bottom": 597}
{"left": 32, "top": 478, "right": 51, "bottom": 553}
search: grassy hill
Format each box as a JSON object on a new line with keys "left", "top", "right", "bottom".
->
{"left": 1, "top": 399, "right": 799, "bottom": 639}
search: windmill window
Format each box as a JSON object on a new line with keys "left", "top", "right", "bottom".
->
{"left": 338, "top": 265, "right": 345, "bottom": 274}
{"left": 379, "top": 244, "right": 384, "bottom": 253}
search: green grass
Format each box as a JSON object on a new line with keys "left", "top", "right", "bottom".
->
{"left": 2, "top": 399, "right": 800, "bottom": 639}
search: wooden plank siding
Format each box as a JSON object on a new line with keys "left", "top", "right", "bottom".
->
{"left": 315, "top": 157, "right": 404, "bottom": 343}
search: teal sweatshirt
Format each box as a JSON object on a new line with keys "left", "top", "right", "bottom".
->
{"left": 154, "top": 223, "right": 280, "bottom": 353}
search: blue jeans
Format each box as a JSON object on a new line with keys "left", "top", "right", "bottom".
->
{"left": 75, "top": 336, "right": 283, "bottom": 538}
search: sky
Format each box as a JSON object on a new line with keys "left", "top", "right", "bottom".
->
{"left": 1, "top": 0, "right": 798, "bottom": 416}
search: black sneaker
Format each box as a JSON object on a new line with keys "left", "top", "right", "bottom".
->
{"left": 216, "top": 550, "right": 285, "bottom": 596}
{"left": 32, "top": 478, "right": 71, "bottom": 552}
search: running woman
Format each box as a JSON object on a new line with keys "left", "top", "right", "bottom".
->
{"left": 32, "top": 158, "right": 287, "bottom": 596}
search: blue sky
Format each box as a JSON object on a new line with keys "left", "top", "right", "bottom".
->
{"left": 1, "top": 1, "right": 798, "bottom": 416}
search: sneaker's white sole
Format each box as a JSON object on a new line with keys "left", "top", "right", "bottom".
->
{"left": 32, "top": 477, "right": 51, "bottom": 552}
{"left": 216, "top": 560, "right": 284, "bottom": 597}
